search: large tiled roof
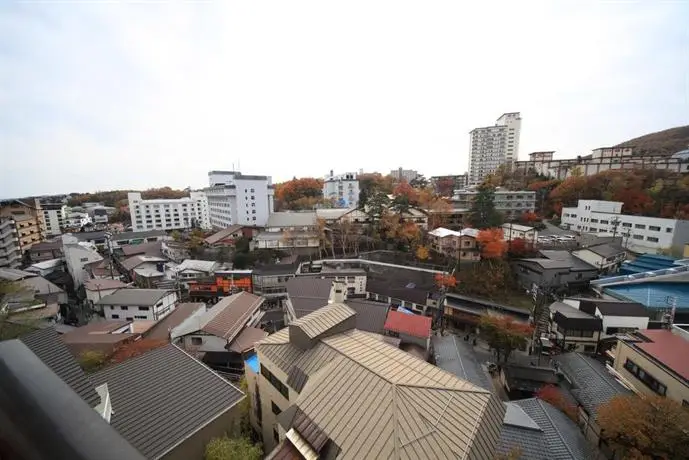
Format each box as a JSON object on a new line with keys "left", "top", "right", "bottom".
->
{"left": 632, "top": 329, "right": 689, "bottom": 382}
{"left": 540, "top": 250, "right": 597, "bottom": 271}
{"left": 120, "top": 241, "right": 163, "bottom": 257}
{"left": 384, "top": 310, "right": 432, "bottom": 339}
{"left": 582, "top": 243, "right": 625, "bottom": 258}
{"left": 257, "top": 308, "right": 504, "bottom": 459}
{"left": 432, "top": 334, "right": 493, "bottom": 391}
{"left": 19, "top": 328, "right": 100, "bottom": 407}
{"left": 290, "top": 303, "right": 356, "bottom": 339}
{"left": 286, "top": 277, "right": 333, "bottom": 317}
{"left": 91, "top": 344, "right": 244, "bottom": 460}
{"left": 553, "top": 353, "right": 631, "bottom": 418}
{"left": 96, "top": 288, "right": 171, "bottom": 306}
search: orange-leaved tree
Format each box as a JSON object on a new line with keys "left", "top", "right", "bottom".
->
{"left": 509, "top": 237, "right": 534, "bottom": 258}
{"left": 393, "top": 181, "right": 418, "bottom": 203}
{"left": 520, "top": 211, "right": 540, "bottom": 223}
{"left": 416, "top": 245, "right": 430, "bottom": 261}
{"left": 478, "top": 315, "right": 533, "bottom": 363}
{"left": 434, "top": 273, "right": 457, "bottom": 290}
{"left": 274, "top": 177, "right": 324, "bottom": 210}
{"left": 536, "top": 384, "right": 577, "bottom": 421}
{"left": 476, "top": 228, "right": 508, "bottom": 259}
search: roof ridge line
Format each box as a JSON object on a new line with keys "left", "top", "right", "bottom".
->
{"left": 536, "top": 399, "right": 577, "bottom": 458}
{"left": 392, "top": 384, "right": 401, "bottom": 458}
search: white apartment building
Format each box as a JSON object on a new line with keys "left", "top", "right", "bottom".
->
{"left": 561, "top": 200, "right": 689, "bottom": 254}
{"left": 205, "top": 171, "right": 274, "bottom": 228}
{"left": 62, "top": 234, "right": 104, "bottom": 288}
{"left": 41, "top": 203, "right": 66, "bottom": 236}
{"left": 323, "top": 170, "right": 360, "bottom": 208}
{"left": 0, "top": 218, "right": 21, "bottom": 268}
{"left": 389, "top": 167, "right": 419, "bottom": 182}
{"left": 469, "top": 112, "right": 521, "bottom": 184}
{"left": 128, "top": 192, "right": 211, "bottom": 232}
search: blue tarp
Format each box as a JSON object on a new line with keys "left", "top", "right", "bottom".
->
{"left": 245, "top": 354, "right": 260, "bottom": 373}
{"left": 397, "top": 307, "right": 414, "bottom": 315}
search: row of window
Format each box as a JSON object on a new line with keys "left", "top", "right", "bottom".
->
{"left": 111, "top": 314, "right": 148, "bottom": 320}
{"left": 260, "top": 364, "right": 289, "bottom": 399}
{"left": 624, "top": 358, "right": 667, "bottom": 396}
{"left": 108, "top": 306, "right": 150, "bottom": 311}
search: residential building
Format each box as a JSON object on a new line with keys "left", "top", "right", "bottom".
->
{"left": 40, "top": 202, "right": 67, "bottom": 236}
{"left": 389, "top": 167, "right": 419, "bottom": 182}
{"left": 72, "top": 229, "right": 168, "bottom": 251}
{"left": 120, "top": 255, "right": 167, "bottom": 286}
{"left": 96, "top": 288, "right": 178, "bottom": 321}
{"left": 91, "top": 344, "right": 245, "bottom": 460}
{"left": 0, "top": 217, "right": 21, "bottom": 268}
{"left": 25, "top": 257, "right": 64, "bottom": 277}
{"left": 502, "top": 223, "right": 538, "bottom": 242}
{"left": 497, "top": 398, "right": 602, "bottom": 460}
{"left": 61, "top": 320, "right": 138, "bottom": 357}
{"left": 246, "top": 303, "right": 505, "bottom": 457}
{"left": 515, "top": 146, "right": 689, "bottom": 180}
{"left": 430, "top": 174, "right": 468, "bottom": 194}
{"left": 562, "top": 297, "right": 649, "bottom": 337}
{"left": 513, "top": 250, "right": 598, "bottom": 291}
{"left": 296, "top": 260, "right": 368, "bottom": 296}
{"left": 252, "top": 212, "right": 320, "bottom": 254}
{"left": 62, "top": 234, "right": 104, "bottom": 288}
{"left": 0, "top": 199, "right": 44, "bottom": 251}
{"left": 561, "top": 199, "right": 689, "bottom": 254}
{"left": 166, "top": 259, "right": 218, "bottom": 284}
{"left": 144, "top": 302, "right": 206, "bottom": 341}
{"left": 0, "top": 267, "right": 67, "bottom": 305}
{"left": 548, "top": 301, "right": 603, "bottom": 353}
{"left": 323, "top": 170, "right": 360, "bottom": 208}
{"left": 612, "top": 327, "right": 689, "bottom": 405}
{"left": 120, "top": 241, "right": 163, "bottom": 258}
{"left": 84, "top": 278, "right": 129, "bottom": 307}
{"left": 251, "top": 263, "right": 298, "bottom": 307}
{"left": 366, "top": 265, "right": 438, "bottom": 314}
{"left": 499, "top": 365, "right": 559, "bottom": 399}
{"left": 128, "top": 191, "right": 211, "bottom": 232}
{"left": 205, "top": 170, "right": 274, "bottom": 228}
{"left": 553, "top": 352, "right": 632, "bottom": 445}
{"left": 27, "top": 239, "right": 63, "bottom": 262}
{"left": 172, "top": 292, "right": 266, "bottom": 376}
{"left": 572, "top": 243, "right": 626, "bottom": 274}
{"left": 469, "top": 112, "right": 522, "bottom": 184}
{"left": 452, "top": 187, "right": 536, "bottom": 220}
{"left": 88, "top": 206, "right": 110, "bottom": 224}
{"left": 427, "top": 227, "right": 481, "bottom": 261}
{"left": 284, "top": 277, "right": 337, "bottom": 321}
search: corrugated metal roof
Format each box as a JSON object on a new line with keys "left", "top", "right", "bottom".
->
{"left": 204, "top": 225, "right": 245, "bottom": 245}
{"left": 384, "top": 310, "right": 432, "bottom": 339}
{"left": 19, "top": 328, "right": 101, "bottom": 407}
{"left": 202, "top": 292, "right": 264, "bottom": 340}
{"left": 91, "top": 344, "right": 244, "bottom": 460}
{"left": 289, "top": 303, "right": 356, "bottom": 339}
{"left": 266, "top": 212, "right": 317, "bottom": 228}
{"left": 228, "top": 326, "right": 268, "bottom": 353}
{"left": 145, "top": 303, "right": 206, "bottom": 341}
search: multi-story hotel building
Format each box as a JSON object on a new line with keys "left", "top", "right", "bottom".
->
{"left": 322, "top": 170, "right": 360, "bottom": 208}
{"left": 128, "top": 192, "right": 211, "bottom": 232}
{"left": 205, "top": 171, "right": 275, "bottom": 228}
{"left": 0, "top": 199, "right": 44, "bottom": 253}
{"left": 469, "top": 112, "right": 521, "bottom": 184}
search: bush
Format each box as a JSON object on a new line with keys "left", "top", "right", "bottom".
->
{"left": 204, "top": 436, "right": 262, "bottom": 460}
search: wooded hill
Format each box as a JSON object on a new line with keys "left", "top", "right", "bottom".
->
{"left": 615, "top": 125, "right": 689, "bottom": 156}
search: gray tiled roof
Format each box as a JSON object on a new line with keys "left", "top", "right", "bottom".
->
{"left": 540, "top": 250, "right": 597, "bottom": 271}
{"left": 96, "top": 288, "right": 171, "bottom": 306}
{"left": 19, "top": 328, "right": 100, "bottom": 407}
{"left": 343, "top": 298, "right": 390, "bottom": 334}
{"left": 553, "top": 352, "right": 631, "bottom": 418}
{"left": 585, "top": 243, "right": 624, "bottom": 258}
{"left": 432, "top": 334, "right": 494, "bottom": 392}
{"left": 91, "top": 344, "right": 244, "bottom": 460}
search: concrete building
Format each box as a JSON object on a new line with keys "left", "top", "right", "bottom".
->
{"left": 252, "top": 212, "right": 320, "bottom": 254}
{"left": 205, "top": 170, "right": 274, "bottom": 228}
{"left": 62, "top": 234, "right": 104, "bottom": 289}
{"left": 389, "top": 167, "right": 419, "bottom": 182}
{"left": 128, "top": 192, "right": 210, "bottom": 232}
{"left": 612, "top": 327, "right": 689, "bottom": 405}
{"left": 0, "top": 199, "right": 44, "bottom": 252}
{"left": 323, "top": 170, "right": 360, "bottom": 208}
{"left": 0, "top": 217, "right": 21, "bottom": 268}
{"left": 469, "top": 112, "right": 521, "bottom": 184}
{"left": 96, "top": 288, "right": 178, "bottom": 322}
{"left": 40, "top": 202, "right": 67, "bottom": 236}
{"left": 64, "top": 211, "right": 92, "bottom": 229}
{"left": 548, "top": 301, "right": 603, "bottom": 353}
{"left": 561, "top": 199, "right": 689, "bottom": 254}
{"left": 452, "top": 187, "right": 536, "bottom": 220}
{"left": 515, "top": 146, "right": 689, "bottom": 180}
{"left": 246, "top": 303, "right": 504, "bottom": 457}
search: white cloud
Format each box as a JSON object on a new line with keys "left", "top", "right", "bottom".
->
{"left": 1, "top": 1, "right": 687, "bottom": 196}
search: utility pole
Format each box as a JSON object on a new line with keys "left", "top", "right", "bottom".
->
{"left": 105, "top": 232, "right": 115, "bottom": 279}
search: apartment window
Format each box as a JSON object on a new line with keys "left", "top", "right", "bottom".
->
{"left": 111, "top": 314, "right": 119, "bottom": 319}
{"left": 271, "top": 402, "right": 281, "bottom": 415}
{"left": 647, "top": 237, "right": 659, "bottom": 242}
{"left": 191, "top": 337, "right": 202, "bottom": 346}
{"left": 600, "top": 220, "right": 609, "bottom": 225}
{"left": 649, "top": 225, "right": 661, "bottom": 231}
{"left": 634, "top": 224, "right": 646, "bottom": 229}
{"left": 633, "top": 235, "right": 644, "bottom": 240}
{"left": 134, "top": 315, "right": 147, "bottom": 320}
{"left": 624, "top": 359, "right": 667, "bottom": 396}
{"left": 590, "top": 218, "right": 599, "bottom": 223}
{"left": 121, "top": 306, "right": 129, "bottom": 310}
{"left": 622, "top": 223, "right": 632, "bottom": 228}
{"left": 80, "top": 257, "right": 89, "bottom": 262}
{"left": 261, "top": 364, "right": 289, "bottom": 399}
{"left": 666, "top": 228, "right": 672, "bottom": 233}
{"left": 138, "top": 306, "right": 150, "bottom": 311}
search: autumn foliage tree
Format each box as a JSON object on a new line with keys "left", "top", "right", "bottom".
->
{"left": 476, "top": 228, "right": 508, "bottom": 259}
{"left": 478, "top": 315, "right": 533, "bottom": 364}
{"left": 109, "top": 339, "right": 168, "bottom": 364}
{"left": 508, "top": 238, "right": 535, "bottom": 258}
{"left": 597, "top": 394, "right": 689, "bottom": 460}
{"left": 415, "top": 245, "right": 430, "bottom": 261}
{"left": 536, "top": 384, "right": 577, "bottom": 421}
{"left": 274, "top": 177, "right": 325, "bottom": 210}
{"left": 434, "top": 273, "right": 457, "bottom": 290}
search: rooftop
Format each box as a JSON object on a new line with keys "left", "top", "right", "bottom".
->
{"left": 144, "top": 302, "right": 206, "bottom": 341}
{"left": 257, "top": 304, "right": 504, "bottom": 459}
{"left": 604, "top": 282, "right": 689, "bottom": 310}
{"left": 286, "top": 277, "right": 333, "bottom": 318}
{"left": 265, "top": 212, "right": 317, "bottom": 228}
{"left": 579, "top": 243, "right": 625, "bottom": 259}
{"left": 203, "top": 225, "right": 245, "bottom": 245}
{"left": 120, "top": 241, "right": 163, "bottom": 257}
{"left": 343, "top": 298, "right": 390, "bottom": 334}
{"left": 550, "top": 302, "right": 603, "bottom": 331}
{"left": 83, "top": 278, "right": 128, "bottom": 291}
{"left": 567, "top": 298, "right": 648, "bottom": 317}
{"left": 121, "top": 255, "right": 167, "bottom": 271}
{"left": 61, "top": 321, "right": 138, "bottom": 356}
{"left": 91, "top": 344, "right": 244, "bottom": 460}
{"left": 173, "top": 259, "right": 217, "bottom": 273}
{"left": 540, "top": 250, "right": 597, "bottom": 271}
{"left": 96, "top": 288, "right": 171, "bottom": 307}
{"left": 384, "top": 310, "right": 432, "bottom": 339}
{"left": 432, "top": 334, "right": 493, "bottom": 391}
{"left": 628, "top": 328, "right": 689, "bottom": 383}
{"left": 110, "top": 230, "right": 167, "bottom": 242}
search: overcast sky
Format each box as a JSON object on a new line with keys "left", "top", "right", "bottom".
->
{"left": 1, "top": 1, "right": 687, "bottom": 197}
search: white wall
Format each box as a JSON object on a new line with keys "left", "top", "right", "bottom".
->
{"left": 104, "top": 292, "right": 177, "bottom": 321}
{"left": 597, "top": 310, "right": 648, "bottom": 336}
{"left": 42, "top": 206, "right": 66, "bottom": 236}
{"left": 206, "top": 172, "right": 274, "bottom": 228}
{"left": 62, "top": 234, "right": 103, "bottom": 288}
{"left": 323, "top": 172, "right": 360, "bottom": 208}
{"left": 86, "top": 287, "right": 120, "bottom": 306}
{"left": 129, "top": 192, "right": 211, "bottom": 232}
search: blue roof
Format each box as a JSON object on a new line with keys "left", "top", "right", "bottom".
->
{"left": 245, "top": 354, "right": 260, "bottom": 373}
{"left": 620, "top": 254, "right": 678, "bottom": 275}
{"left": 605, "top": 282, "right": 689, "bottom": 310}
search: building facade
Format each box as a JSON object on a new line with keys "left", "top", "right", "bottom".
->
{"left": 561, "top": 199, "right": 689, "bottom": 254}
{"left": 0, "top": 218, "right": 21, "bottom": 268}
{"left": 128, "top": 192, "right": 211, "bottom": 232}
{"left": 205, "top": 171, "right": 274, "bottom": 228}
{"left": 451, "top": 187, "right": 536, "bottom": 220}
{"left": 469, "top": 112, "right": 521, "bottom": 184}
{"left": 97, "top": 288, "right": 178, "bottom": 321}
{"left": 389, "top": 168, "right": 419, "bottom": 182}
{"left": 322, "top": 171, "right": 360, "bottom": 208}
{"left": 41, "top": 203, "right": 67, "bottom": 236}
{"left": 0, "top": 199, "right": 44, "bottom": 252}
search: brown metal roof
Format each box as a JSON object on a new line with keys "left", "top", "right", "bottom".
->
{"left": 145, "top": 303, "right": 206, "bottom": 341}
{"left": 202, "top": 291, "right": 264, "bottom": 340}
{"left": 204, "top": 225, "right": 245, "bottom": 245}
{"left": 228, "top": 326, "right": 268, "bottom": 353}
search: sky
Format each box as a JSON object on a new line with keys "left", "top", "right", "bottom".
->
{"left": 1, "top": 1, "right": 688, "bottom": 197}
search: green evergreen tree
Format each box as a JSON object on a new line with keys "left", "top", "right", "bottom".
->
{"left": 467, "top": 185, "right": 503, "bottom": 229}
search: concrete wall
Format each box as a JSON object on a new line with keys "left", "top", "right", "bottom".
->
{"left": 598, "top": 312, "right": 648, "bottom": 336}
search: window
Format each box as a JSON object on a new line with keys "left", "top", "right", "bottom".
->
{"left": 271, "top": 402, "right": 281, "bottom": 415}
{"left": 634, "top": 224, "right": 646, "bottom": 229}
{"left": 135, "top": 315, "right": 148, "bottom": 319}
{"left": 191, "top": 337, "right": 203, "bottom": 346}
{"left": 121, "top": 306, "right": 129, "bottom": 310}
{"left": 273, "top": 429, "right": 279, "bottom": 445}
{"left": 649, "top": 225, "right": 661, "bottom": 231}
{"left": 260, "top": 364, "right": 289, "bottom": 399}
{"left": 126, "top": 317, "right": 133, "bottom": 321}
{"left": 138, "top": 306, "right": 150, "bottom": 311}
{"left": 622, "top": 223, "right": 632, "bottom": 228}
{"left": 647, "top": 237, "right": 659, "bottom": 242}
{"left": 624, "top": 359, "right": 667, "bottom": 396}
{"left": 111, "top": 314, "right": 119, "bottom": 319}
{"left": 666, "top": 228, "right": 672, "bottom": 233}
{"left": 633, "top": 235, "right": 644, "bottom": 240}
{"left": 80, "top": 257, "right": 89, "bottom": 262}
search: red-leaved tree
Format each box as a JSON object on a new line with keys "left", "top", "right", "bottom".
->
{"left": 536, "top": 384, "right": 578, "bottom": 421}
{"left": 476, "top": 228, "right": 508, "bottom": 259}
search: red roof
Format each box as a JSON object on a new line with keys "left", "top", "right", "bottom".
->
{"left": 384, "top": 310, "right": 432, "bottom": 339}
{"left": 635, "top": 329, "right": 689, "bottom": 382}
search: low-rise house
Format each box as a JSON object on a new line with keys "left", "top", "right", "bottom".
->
{"left": 562, "top": 297, "right": 648, "bottom": 337}
{"left": 97, "top": 288, "right": 178, "bottom": 322}
{"left": 119, "top": 241, "right": 163, "bottom": 258}
{"left": 502, "top": 223, "right": 538, "bottom": 242}
{"left": 121, "top": 255, "right": 167, "bottom": 279}
{"left": 384, "top": 309, "right": 432, "bottom": 353}
{"left": 145, "top": 302, "right": 207, "bottom": 342}
{"left": 91, "top": 344, "right": 245, "bottom": 460}
{"left": 253, "top": 212, "right": 320, "bottom": 254}
{"left": 427, "top": 227, "right": 480, "bottom": 262}
{"left": 553, "top": 352, "right": 632, "bottom": 446}
{"left": 549, "top": 301, "right": 603, "bottom": 353}
{"left": 513, "top": 250, "right": 598, "bottom": 292}
{"left": 171, "top": 292, "right": 265, "bottom": 377}
{"left": 166, "top": 259, "right": 218, "bottom": 283}
{"left": 27, "top": 240, "right": 63, "bottom": 262}
{"left": 366, "top": 269, "right": 437, "bottom": 314}
{"left": 61, "top": 320, "right": 138, "bottom": 357}
{"left": 0, "top": 267, "right": 68, "bottom": 305}
{"left": 497, "top": 398, "right": 602, "bottom": 460}
{"left": 203, "top": 225, "right": 253, "bottom": 247}
{"left": 297, "top": 260, "right": 368, "bottom": 296}
{"left": 25, "top": 258, "right": 64, "bottom": 277}
{"left": 247, "top": 303, "right": 505, "bottom": 457}
{"left": 84, "top": 279, "right": 129, "bottom": 307}
{"left": 612, "top": 326, "right": 689, "bottom": 405}
{"left": 572, "top": 243, "right": 626, "bottom": 274}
